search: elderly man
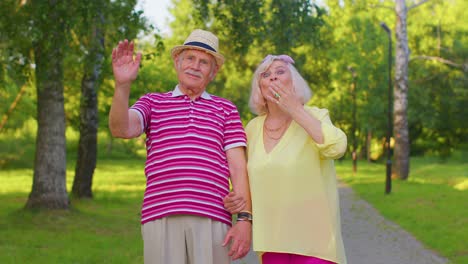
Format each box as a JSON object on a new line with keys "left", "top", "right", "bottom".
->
{"left": 109, "top": 29, "right": 252, "bottom": 264}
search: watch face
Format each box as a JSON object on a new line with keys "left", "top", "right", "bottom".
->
{"left": 237, "top": 212, "right": 253, "bottom": 221}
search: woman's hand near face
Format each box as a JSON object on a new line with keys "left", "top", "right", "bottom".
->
{"left": 266, "top": 81, "right": 303, "bottom": 116}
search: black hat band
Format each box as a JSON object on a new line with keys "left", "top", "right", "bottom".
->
{"left": 184, "top": 41, "right": 217, "bottom": 52}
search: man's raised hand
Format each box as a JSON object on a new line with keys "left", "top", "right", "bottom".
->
{"left": 112, "top": 39, "right": 142, "bottom": 86}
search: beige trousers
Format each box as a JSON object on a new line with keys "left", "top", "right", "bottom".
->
{"left": 141, "top": 215, "right": 230, "bottom": 264}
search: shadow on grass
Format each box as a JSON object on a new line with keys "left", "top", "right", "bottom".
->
{"left": 0, "top": 189, "right": 145, "bottom": 264}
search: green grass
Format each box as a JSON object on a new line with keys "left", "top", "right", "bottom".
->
{"left": 336, "top": 157, "right": 468, "bottom": 264}
{"left": 0, "top": 159, "right": 146, "bottom": 264}
{"left": 1, "top": 142, "right": 467, "bottom": 263}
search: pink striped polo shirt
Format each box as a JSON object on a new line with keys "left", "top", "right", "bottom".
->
{"left": 130, "top": 86, "right": 247, "bottom": 226}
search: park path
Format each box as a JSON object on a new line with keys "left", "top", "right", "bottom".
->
{"left": 233, "top": 181, "right": 448, "bottom": 264}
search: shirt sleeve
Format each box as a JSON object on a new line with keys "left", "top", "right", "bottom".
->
{"left": 306, "top": 106, "right": 347, "bottom": 160}
{"left": 223, "top": 105, "right": 247, "bottom": 151}
{"left": 130, "top": 94, "right": 152, "bottom": 134}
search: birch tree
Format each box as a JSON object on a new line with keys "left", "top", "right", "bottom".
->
{"left": 72, "top": 1, "right": 106, "bottom": 198}
{"left": 71, "top": 0, "right": 150, "bottom": 198}
{"left": 393, "top": 0, "right": 428, "bottom": 180}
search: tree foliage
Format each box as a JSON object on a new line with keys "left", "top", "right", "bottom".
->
{"left": 1, "top": 0, "right": 466, "bottom": 177}
{"left": 0, "top": 0, "right": 151, "bottom": 204}
{"left": 407, "top": 0, "right": 468, "bottom": 157}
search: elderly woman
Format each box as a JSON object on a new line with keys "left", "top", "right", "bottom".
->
{"left": 246, "top": 54, "right": 347, "bottom": 264}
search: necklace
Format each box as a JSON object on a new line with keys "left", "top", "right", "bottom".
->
{"left": 264, "top": 122, "right": 284, "bottom": 132}
{"left": 264, "top": 117, "right": 289, "bottom": 131}
{"left": 263, "top": 127, "right": 284, "bottom": 140}
{"left": 263, "top": 118, "right": 291, "bottom": 140}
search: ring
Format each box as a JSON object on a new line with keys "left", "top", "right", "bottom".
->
{"left": 274, "top": 92, "right": 280, "bottom": 99}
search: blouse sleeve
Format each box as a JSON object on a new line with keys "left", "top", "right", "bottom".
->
{"left": 306, "top": 106, "right": 347, "bottom": 160}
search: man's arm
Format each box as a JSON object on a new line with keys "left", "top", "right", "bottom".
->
{"left": 222, "top": 146, "right": 252, "bottom": 260}
{"left": 108, "top": 39, "right": 142, "bottom": 139}
{"left": 109, "top": 83, "right": 142, "bottom": 138}
{"left": 226, "top": 147, "right": 251, "bottom": 214}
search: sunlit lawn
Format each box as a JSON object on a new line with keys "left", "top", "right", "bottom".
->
{"left": 1, "top": 154, "right": 467, "bottom": 263}
{"left": 336, "top": 156, "right": 468, "bottom": 264}
{"left": 0, "top": 159, "right": 146, "bottom": 264}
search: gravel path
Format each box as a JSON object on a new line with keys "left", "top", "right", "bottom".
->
{"left": 233, "top": 181, "right": 448, "bottom": 264}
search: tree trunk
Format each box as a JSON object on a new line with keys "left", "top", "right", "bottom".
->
{"left": 393, "top": 0, "right": 410, "bottom": 180}
{"left": 26, "top": 0, "right": 69, "bottom": 209}
{"left": 351, "top": 76, "right": 357, "bottom": 173}
{"left": 72, "top": 5, "right": 105, "bottom": 198}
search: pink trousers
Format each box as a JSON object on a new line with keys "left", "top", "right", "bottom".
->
{"left": 262, "top": 252, "right": 336, "bottom": 264}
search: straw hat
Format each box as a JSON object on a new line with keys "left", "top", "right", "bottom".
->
{"left": 171, "top": 29, "right": 225, "bottom": 67}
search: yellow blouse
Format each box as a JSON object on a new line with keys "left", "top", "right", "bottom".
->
{"left": 246, "top": 106, "right": 347, "bottom": 264}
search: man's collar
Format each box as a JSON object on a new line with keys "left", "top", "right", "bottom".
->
{"left": 172, "top": 85, "right": 212, "bottom": 100}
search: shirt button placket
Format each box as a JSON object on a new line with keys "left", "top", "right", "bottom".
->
{"left": 189, "top": 100, "right": 194, "bottom": 123}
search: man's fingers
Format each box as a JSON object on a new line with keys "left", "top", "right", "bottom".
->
{"left": 232, "top": 244, "right": 245, "bottom": 260}
{"left": 232, "top": 202, "right": 246, "bottom": 213}
{"left": 122, "top": 39, "right": 129, "bottom": 54}
{"left": 135, "top": 52, "right": 142, "bottom": 66}
{"left": 116, "top": 42, "right": 123, "bottom": 59}
{"left": 223, "top": 191, "right": 245, "bottom": 213}
{"left": 222, "top": 231, "right": 232, "bottom": 247}
{"left": 226, "top": 199, "right": 244, "bottom": 208}
{"left": 225, "top": 199, "right": 243, "bottom": 207}
{"left": 237, "top": 201, "right": 246, "bottom": 209}
{"left": 226, "top": 200, "right": 245, "bottom": 214}
{"left": 240, "top": 243, "right": 250, "bottom": 258}
{"left": 223, "top": 191, "right": 236, "bottom": 201}
{"left": 228, "top": 239, "right": 239, "bottom": 257}
{"left": 129, "top": 41, "right": 134, "bottom": 53}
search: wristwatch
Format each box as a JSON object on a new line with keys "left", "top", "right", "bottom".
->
{"left": 237, "top": 211, "right": 253, "bottom": 222}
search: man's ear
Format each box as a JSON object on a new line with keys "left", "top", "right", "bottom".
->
{"left": 173, "top": 55, "right": 180, "bottom": 70}
{"left": 210, "top": 65, "right": 220, "bottom": 80}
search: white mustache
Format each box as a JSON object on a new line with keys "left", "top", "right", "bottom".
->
{"left": 185, "top": 70, "right": 203, "bottom": 78}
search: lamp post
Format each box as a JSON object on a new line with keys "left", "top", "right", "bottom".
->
{"left": 347, "top": 66, "right": 358, "bottom": 174}
{"left": 380, "top": 22, "right": 392, "bottom": 194}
